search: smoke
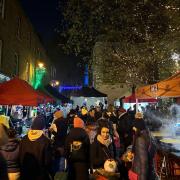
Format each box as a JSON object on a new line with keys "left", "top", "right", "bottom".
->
{"left": 145, "top": 104, "right": 180, "bottom": 151}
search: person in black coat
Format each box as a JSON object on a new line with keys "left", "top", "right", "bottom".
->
{"left": 65, "top": 117, "right": 90, "bottom": 180}
{"left": 90, "top": 123, "right": 115, "bottom": 170}
{"left": 117, "top": 108, "right": 133, "bottom": 151}
{"left": 0, "top": 128, "right": 20, "bottom": 180}
{"left": 49, "top": 110, "right": 68, "bottom": 174}
{"left": 132, "top": 112, "right": 158, "bottom": 180}
{"left": 19, "top": 115, "right": 52, "bottom": 180}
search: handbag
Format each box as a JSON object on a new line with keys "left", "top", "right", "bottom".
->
{"left": 128, "top": 169, "right": 138, "bottom": 180}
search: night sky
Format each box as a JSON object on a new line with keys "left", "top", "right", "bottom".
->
{"left": 20, "top": 0, "right": 83, "bottom": 85}
{"left": 21, "top": 0, "right": 59, "bottom": 42}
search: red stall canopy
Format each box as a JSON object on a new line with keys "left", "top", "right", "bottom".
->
{"left": 123, "top": 93, "right": 158, "bottom": 103}
{"left": 0, "top": 77, "right": 43, "bottom": 106}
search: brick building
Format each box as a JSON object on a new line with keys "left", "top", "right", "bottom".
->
{"left": 0, "top": 0, "right": 56, "bottom": 86}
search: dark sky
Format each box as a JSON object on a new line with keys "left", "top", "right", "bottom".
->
{"left": 20, "top": 0, "right": 84, "bottom": 85}
{"left": 21, "top": 0, "right": 59, "bottom": 42}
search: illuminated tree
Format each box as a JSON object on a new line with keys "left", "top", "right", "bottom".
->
{"left": 58, "top": 0, "right": 180, "bottom": 85}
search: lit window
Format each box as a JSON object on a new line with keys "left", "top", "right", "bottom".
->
{"left": 0, "top": 0, "right": 5, "bottom": 19}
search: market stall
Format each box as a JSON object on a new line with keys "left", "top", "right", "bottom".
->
{"left": 135, "top": 72, "right": 180, "bottom": 99}
{"left": 70, "top": 86, "right": 107, "bottom": 109}
{"left": 0, "top": 77, "right": 43, "bottom": 106}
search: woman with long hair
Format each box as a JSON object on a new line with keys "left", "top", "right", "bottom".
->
{"left": 131, "top": 112, "right": 158, "bottom": 180}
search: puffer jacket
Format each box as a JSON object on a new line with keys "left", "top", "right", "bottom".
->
{"left": 0, "top": 138, "right": 20, "bottom": 173}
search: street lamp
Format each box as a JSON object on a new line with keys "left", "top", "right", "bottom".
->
{"left": 38, "top": 62, "right": 44, "bottom": 69}
{"left": 50, "top": 80, "right": 60, "bottom": 87}
{"left": 55, "top": 81, "right": 59, "bottom": 86}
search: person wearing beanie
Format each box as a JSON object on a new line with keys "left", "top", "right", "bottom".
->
{"left": 65, "top": 116, "right": 90, "bottom": 180}
{"left": 80, "top": 107, "right": 88, "bottom": 123}
{"left": 19, "top": 115, "right": 52, "bottom": 180}
{"left": 131, "top": 116, "right": 157, "bottom": 180}
{"left": 117, "top": 107, "right": 133, "bottom": 151}
{"left": 66, "top": 109, "right": 77, "bottom": 130}
{"left": 0, "top": 128, "right": 20, "bottom": 180}
{"left": 135, "top": 112, "right": 143, "bottom": 119}
{"left": 50, "top": 110, "right": 68, "bottom": 174}
{"left": 74, "top": 117, "right": 85, "bottom": 128}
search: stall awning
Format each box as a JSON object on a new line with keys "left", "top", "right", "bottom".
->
{"left": 123, "top": 93, "right": 158, "bottom": 103}
{"left": 69, "top": 86, "right": 107, "bottom": 97}
{"left": 45, "top": 85, "right": 70, "bottom": 103}
{"left": 0, "top": 77, "right": 43, "bottom": 106}
{"left": 136, "top": 72, "right": 180, "bottom": 99}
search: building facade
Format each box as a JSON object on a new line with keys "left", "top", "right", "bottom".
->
{"left": 0, "top": 0, "right": 56, "bottom": 86}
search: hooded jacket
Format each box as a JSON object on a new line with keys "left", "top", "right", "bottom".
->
{"left": 19, "top": 130, "right": 52, "bottom": 180}
{"left": 0, "top": 138, "right": 20, "bottom": 173}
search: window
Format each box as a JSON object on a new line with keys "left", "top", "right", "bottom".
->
{"left": 14, "top": 53, "right": 19, "bottom": 76}
{"left": 0, "top": 40, "right": 2, "bottom": 69}
{"left": 0, "top": 0, "right": 5, "bottom": 19}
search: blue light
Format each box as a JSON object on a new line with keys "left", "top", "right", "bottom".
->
{"left": 59, "top": 86, "right": 82, "bottom": 92}
{"left": 84, "top": 64, "right": 89, "bottom": 86}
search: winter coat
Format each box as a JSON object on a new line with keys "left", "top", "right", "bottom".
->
{"left": 0, "top": 138, "right": 20, "bottom": 173}
{"left": 65, "top": 128, "right": 90, "bottom": 180}
{"left": 19, "top": 131, "right": 52, "bottom": 180}
{"left": 65, "top": 128, "right": 90, "bottom": 163}
{"left": 0, "top": 152, "right": 8, "bottom": 180}
{"left": 132, "top": 131, "right": 157, "bottom": 180}
{"left": 90, "top": 135, "right": 115, "bottom": 169}
{"left": 53, "top": 117, "right": 68, "bottom": 148}
{"left": 117, "top": 112, "right": 133, "bottom": 149}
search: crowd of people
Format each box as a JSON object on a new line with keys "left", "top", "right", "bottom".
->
{"left": 0, "top": 104, "right": 159, "bottom": 180}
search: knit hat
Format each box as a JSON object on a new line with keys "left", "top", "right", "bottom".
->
{"left": 54, "top": 110, "right": 64, "bottom": 119}
{"left": 31, "top": 115, "right": 45, "bottom": 130}
{"left": 74, "top": 117, "right": 85, "bottom": 128}
{"left": 0, "top": 115, "right": 10, "bottom": 129}
{"left": 135, "top": 112, "right": 143, "bottom": 119}
{"left": 133, "top": 119, "right": 146, "bottom": 131}
{"left": 81, "top": 107, "right": 88, "bottom": 116}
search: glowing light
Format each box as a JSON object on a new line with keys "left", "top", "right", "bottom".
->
{"left": 38, "top": 63, "right": 44, "bottom": 68}
{"left": 33, "top": 67, "right": 46, "bottom": 89}
{"left": 50, "top": 80, "right": 60, "bottom": 87}
{"left": 55, "top": 81, "right": 59, "bottom": 86}
{"left": 59, "top": 86, "right": 82, "bottom": 92}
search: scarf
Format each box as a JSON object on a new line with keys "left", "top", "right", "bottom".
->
{"left": 97, "top": 134, "right": 112, "bottom": 147}
{"left": 28, "top": 130, "right": 43, "bottom": 141}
